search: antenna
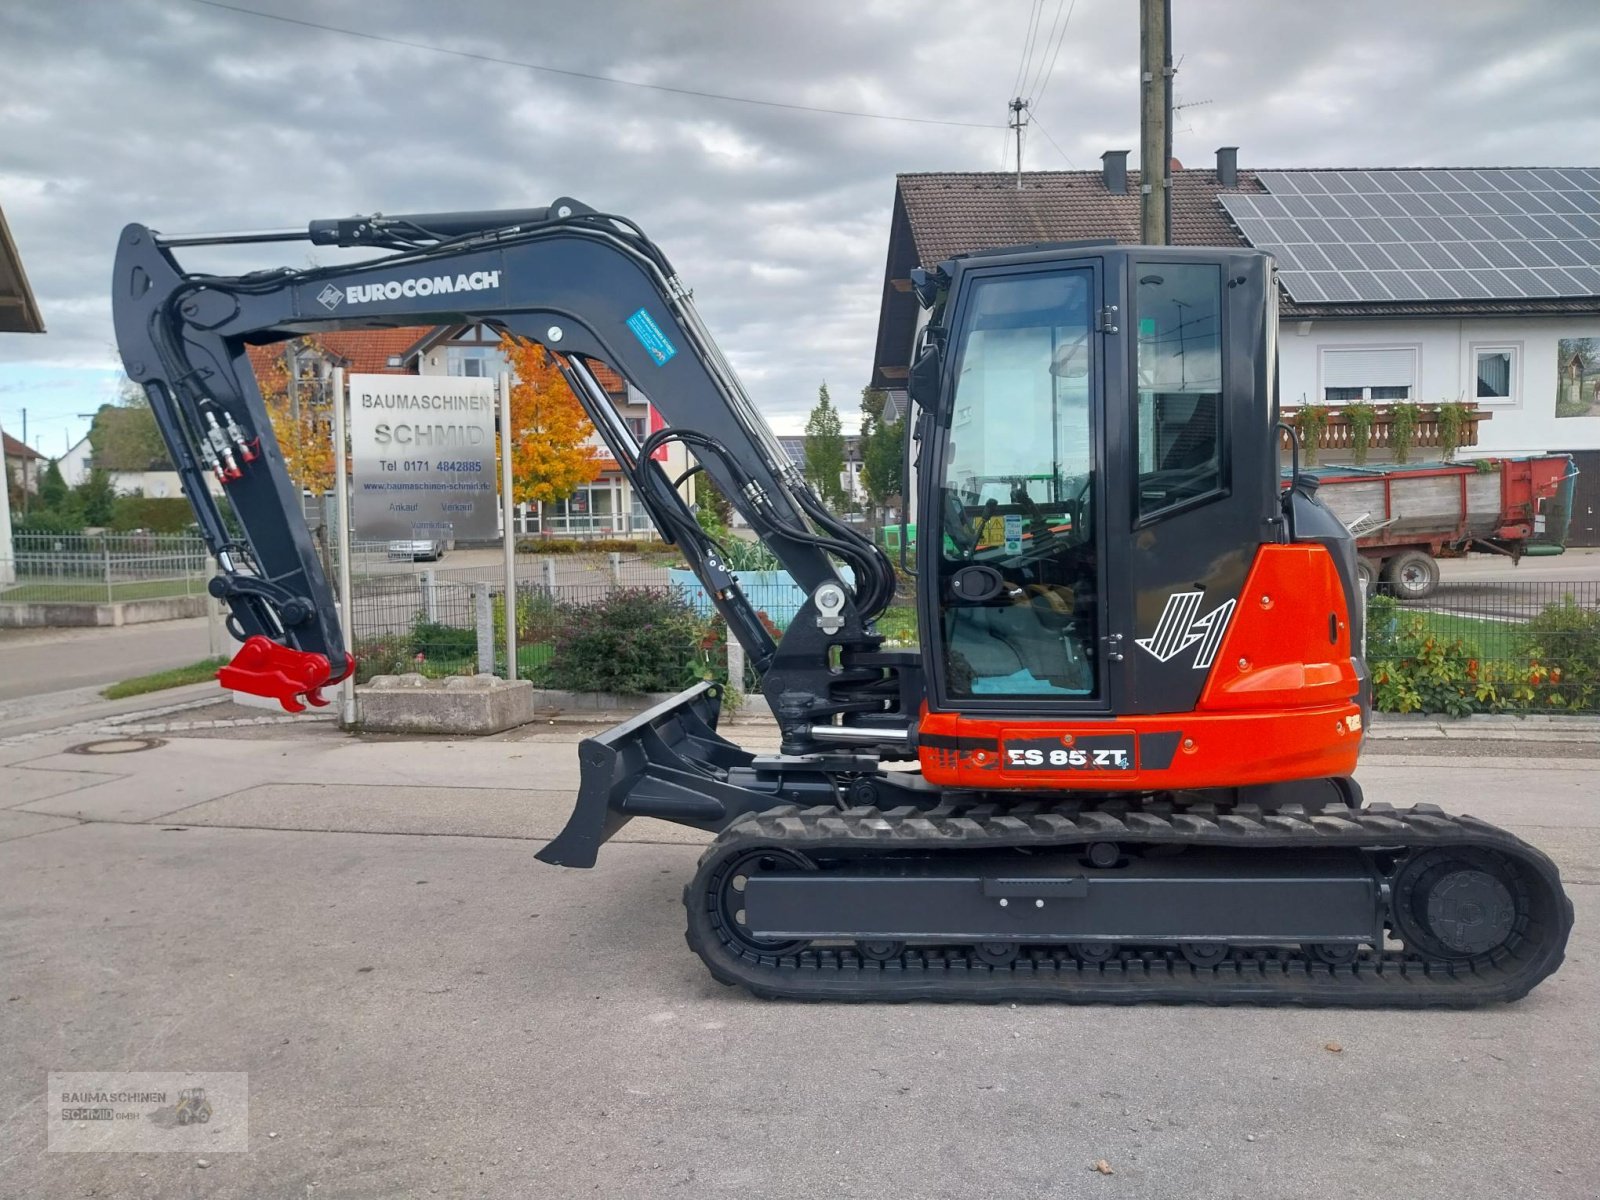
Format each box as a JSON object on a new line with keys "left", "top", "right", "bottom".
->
{"left": 1008, "top": 97, "right": 1030, "bottom": 189}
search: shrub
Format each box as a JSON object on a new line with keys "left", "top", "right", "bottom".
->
{"left": 1524, "top": 595, "right": 1600, "bottom": 709}
{"left": 493, "top": 587, "right": 563, "bottom": 646}
{"left": 1366, "top": 593, "right": 1599, "bottom": 716}
{"left": 512, "top": 538, "right": 670, "bottom": 556}
{"left": 545, "top": 587, "right": 706, "bottom": 694}
{"left": 110, "top": 496, "right": 197, "bottom": 532}
{"left": 351, "top": 636, "right": 416, "bottom": 684}
{"left": 410, "top": 618, "right": 477, "bottom": 661}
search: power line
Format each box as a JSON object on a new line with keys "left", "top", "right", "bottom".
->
{"left": 186, "top": 0, "right": 1004, "bottom": 130}
{"left": 1028, "top": 113, "right": 1077, "bottom": 169}
{"left": 1023, "top": 0, "right": 1066, "bottom": 100}
{"left": 1009, "top": 0, "right": 1045, "bottom": 99}
{"left": 1029, "top": 0, "right": 1079, "bottom": 111}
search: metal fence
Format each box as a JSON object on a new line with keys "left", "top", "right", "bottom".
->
{"left": 1370, "top": 579, "right": 1600, "bottom": 688}
{"left": 0, "top": 531, "right": 211, "bottom": 604}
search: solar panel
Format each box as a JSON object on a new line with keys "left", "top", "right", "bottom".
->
{"left": 1224, "top": 169, "right": 1600, "bottom": 303}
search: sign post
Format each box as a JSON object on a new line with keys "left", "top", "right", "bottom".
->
{"left": 499, "top": 372, "right": 517, "bottom": 681}
{"left": 332, "top": 367, "right": 356, "bottom": 726}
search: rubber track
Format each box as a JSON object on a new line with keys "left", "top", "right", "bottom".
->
{"left": 683, "top": 802, "right": 1573, "bottom": 1007}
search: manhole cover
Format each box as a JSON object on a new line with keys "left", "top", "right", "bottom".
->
{"left": 66, "top": 737, "right": 167, "bottom": 755}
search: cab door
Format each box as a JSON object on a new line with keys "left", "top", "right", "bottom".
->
{"left": 917, "top": 254, "right": 1110, "bottom": 716}
{"left": 1110, "top": 252, "right": 1278, "bottom": 715}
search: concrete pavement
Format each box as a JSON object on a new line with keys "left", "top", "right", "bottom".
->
{"left": 1, "top": 703, "right": 1597, "bottom": 1199}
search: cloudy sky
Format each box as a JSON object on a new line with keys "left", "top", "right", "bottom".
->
{"left": 3, "top": 0, "right": 1598, "bottom": 453}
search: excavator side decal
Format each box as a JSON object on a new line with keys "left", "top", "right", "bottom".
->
{"left": 1136, "top": 591, "right": 1235, "bottom": 669}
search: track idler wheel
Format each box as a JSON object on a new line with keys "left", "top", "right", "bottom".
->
{"left": 716, "top": 848, "right": 814, "bottom": 957}
{"left": 1393, "top": 849, "right": 1521, "bottom": 960}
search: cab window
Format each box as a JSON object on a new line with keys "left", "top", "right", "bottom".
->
{"left": 1135, "top": 264, "right": 1225, "bottom": 520}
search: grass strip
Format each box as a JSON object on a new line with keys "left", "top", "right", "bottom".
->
{"left": 102, "top": 657, "right": 230, "bottom": 700}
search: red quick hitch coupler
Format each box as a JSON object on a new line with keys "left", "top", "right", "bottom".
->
{"left": 217, "top": 635, "right": 355, "bottom": 714}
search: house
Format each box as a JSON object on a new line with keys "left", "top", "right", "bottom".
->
{"left": 1, "top": 199, "right": 45, "bottom": 585}
{"left": 65, "top": 403, "right": 213, "bottom": 500}
{"left": 869, "top": 151, "right": 1600, "bottom": 544}
{"left": 3, "top": 430, "right": 43, "bottom": 494}
{"left": 245, "top": 324, "right": 695, "bottom": 538}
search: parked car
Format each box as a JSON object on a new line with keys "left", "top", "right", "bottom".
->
{"left": 387, "top": 538, "right": 447, "bottom": 562}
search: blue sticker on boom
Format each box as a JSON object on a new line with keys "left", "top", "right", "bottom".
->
{"left": 626, "top": 308, "right": 678, "bottom": 366}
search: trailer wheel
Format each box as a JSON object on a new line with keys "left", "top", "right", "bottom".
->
{"left": 1355, "top": 558, "right": 1378, "bottom": 600}
{"left": 1384, "top": 550, "right": 1439, "bottom": 600}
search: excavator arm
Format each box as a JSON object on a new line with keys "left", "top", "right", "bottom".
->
{"left": 112, "top": 200, "right": 903, "bottom": 733}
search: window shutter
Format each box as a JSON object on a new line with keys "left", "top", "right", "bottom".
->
{"left": 1321, "top": 347, "right": 1416, "bottom": 389}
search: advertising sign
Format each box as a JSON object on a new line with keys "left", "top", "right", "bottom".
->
{"left": 348, "top": 374, "right": 499, "bottom": 541}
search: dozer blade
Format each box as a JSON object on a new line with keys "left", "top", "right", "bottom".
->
{"left": 536, "top": 681, "right": 756, "bottom": 868}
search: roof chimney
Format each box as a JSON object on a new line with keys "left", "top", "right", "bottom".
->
{"left": 1216, "top": 146, "right": 1239, "bottom": 189}
{"left": 1101, "top": 150, "right": 1129, "bottom": 195}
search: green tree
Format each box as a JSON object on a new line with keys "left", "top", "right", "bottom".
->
{"left": 86, "top": 380, "right": 172, "bottom": 473}
{"left": 803, "top": 382, "right": 847, "bottom": 509}
{"left": 859, "top": 387, "right": 905, "bottom": 521}
{"left": 694, "top": 470, "right": 734, "bottom": 541}
{"left": 75, "top": 468, "right": 118, "bottom": 527}
{"left": 36, "top": 459, "right": 69, "bottom": 511}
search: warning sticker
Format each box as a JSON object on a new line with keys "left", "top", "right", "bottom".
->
{"left": 625, "top": 308, "right": 678, "bottom": 366}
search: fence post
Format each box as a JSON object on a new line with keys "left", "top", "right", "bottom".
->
{"left": 474, "top": 583, "right": 494, "bottom": 675}
{"left": 207, "top": 595, "right": 227, "bottom": 659}
{"left": 725, "top": 634, "right": 746, "bottom": 706}
{"left": 103, "top": 543, "right": 113, "bottom": 605}
{"left": 420, "top": 568, "right": 438, "bottom": 624}
{"left": 542, "top": 557, "right": 557, "bottom": 598}
{"left": 608, "top": 551, "right": 622, "bottom": 587}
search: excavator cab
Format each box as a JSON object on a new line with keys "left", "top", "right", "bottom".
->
{"left": 912, "top": 246, "right": 1277, "bottom": 718}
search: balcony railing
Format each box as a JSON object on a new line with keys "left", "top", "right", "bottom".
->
{"left": 1279, "top": 405, "right": 1491, "bottom": 461}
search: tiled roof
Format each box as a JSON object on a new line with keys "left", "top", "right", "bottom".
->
{"left": 588, "top": 362, "right": 627, "bottom": 394}
{"left": 897, "top": 168, "right": 1261, "bottom": 266}
{"left": 3, "top": 430, "right": 42, "bottom": 459}
{"left": 245, "top": 327, "right": 432, "bottom": 379}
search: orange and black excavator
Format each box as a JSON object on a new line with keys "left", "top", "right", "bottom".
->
{"left": 112, "top": 200, "right": 1571, "bottom": 1004}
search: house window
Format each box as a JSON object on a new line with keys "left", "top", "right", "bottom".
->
{"left": 625, "top": 415, "right": 648, "bottom": 441}
{"left": 1473, "top": 346, "right": 1518, "bottom": 403}
{"left": 1319, "top": 346, "right": 1418, "bottom": 404}
{"left": 446, "top": 345, "right": 507, "bottom": 377}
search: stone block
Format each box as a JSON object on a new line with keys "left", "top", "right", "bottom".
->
{"left": 357, "top": 673, "right": 538, "bottom": 735}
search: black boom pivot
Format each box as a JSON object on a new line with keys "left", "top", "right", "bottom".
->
{"left": 113, "top": 201, "right": 1572, "bottom": 1005}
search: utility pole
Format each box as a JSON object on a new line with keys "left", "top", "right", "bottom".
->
{"left": 19, "top": 407, "right": 27, "bottom": 516}
{"left": 1008, "top": 97, "right": 1030, "bottom": 190}
{"left": 1139, "top": 0, "right": 1172, "bottom": 245}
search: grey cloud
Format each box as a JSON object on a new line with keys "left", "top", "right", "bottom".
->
{"left": 3, "top": 0, "right": 1597, "bottom": 431}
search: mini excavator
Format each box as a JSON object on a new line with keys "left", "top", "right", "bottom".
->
{"left": 112, "top": 200, "right": 1572, "bottom": 1004}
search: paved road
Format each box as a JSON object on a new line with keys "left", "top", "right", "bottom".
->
{"left": 0, "top": 710, "right": 1595, "bottom": 1199}
{"left": 1437, "top": 546, "right": 1600, "bottom": 584}
{"left": 0, "top": 615, "right": 220, "bottom": 702}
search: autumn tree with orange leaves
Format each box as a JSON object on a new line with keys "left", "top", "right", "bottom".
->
{"left": 497, "top": 332, "right": 601, "bottom": 527}
{"left": 256, "top": 340, "right": 336, "bottom": 496}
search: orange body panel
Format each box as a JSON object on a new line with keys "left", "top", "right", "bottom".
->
{"left": 917, "top": 544, "right": 1363, "bottom": 790}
